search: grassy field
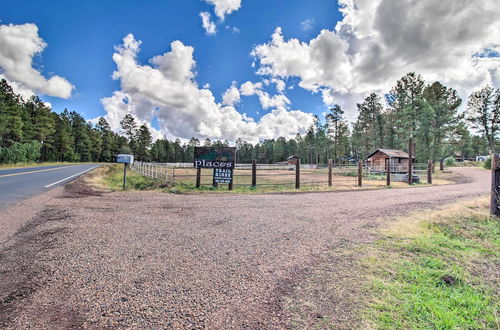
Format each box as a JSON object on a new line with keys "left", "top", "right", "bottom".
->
{"left": 284, "top": 197, "right": 498, "bottom": 329}
{"left": 89, "top": 164, "right": 160, "bottom": 191}
{"left": 94, "top": 164, "right": 454, "bottom": 194}
{"left": 363, "top": 197, "right": 499, "bottom": 329}
{"left": 130, "top": 165, "right": 455, "bottom": 193}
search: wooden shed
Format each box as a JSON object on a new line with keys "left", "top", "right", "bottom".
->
{"left": 366, "top": 149, "right": 415, "bottom": 173}
{"left": 287, "top": 155, "right": 299, "bottom": 165}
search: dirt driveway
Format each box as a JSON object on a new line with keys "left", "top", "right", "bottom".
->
{"left": 0, "top": 168, "right": 490, "bottom": 328}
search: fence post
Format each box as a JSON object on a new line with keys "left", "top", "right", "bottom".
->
{"left": 295, "top": 158, "right": 300, "bottom": 189}
{"left": 196, "top": 167, "right": 201, "bottom": 188}
{"left": 328, "top": 159, "right": 333, "bottom": 187}
{"left": 386, "top": 158, "right": 391, "bottom": 186}
{"left": 212, "top": 169, "right": 218, "bottom": 188}
{"left": 491, "top": 153, "right": 499, "bottom": 217}
{"left": 228, "top": 170, "right": 233, "bottom": 191}
{"left": 408, "top": 137, "right": 414, "bottom": 185}
{"left": 251, "top": 160, "right": 257, "bottom": 188}
{"left": 427, "top": 160, "right": 433, "bottom": 184}
{"left": 358, "top": 158, "right": 363, "bottom": 187}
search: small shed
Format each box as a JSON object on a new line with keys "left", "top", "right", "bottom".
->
{"left": 287, "top": 155, "right": 299, "bottom": 165}
{"left": 454, "top": 152, "right": 464, "bottom": 162}
{"left": 366, "top": 149, "right": 415, "bottom": 173}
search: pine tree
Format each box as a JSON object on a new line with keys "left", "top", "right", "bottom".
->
{"left": 120, "top": 114, "right": 138, "bottom": 154}
{"left": 387, "top": 72, "right": 425, "bottom": 148}
{"left": 0, "top": 79, "right": 23, "bottom": 147}
{"left": 422, "top": 82, "right": 462, "bottom": 163}
{"left": 353, "top": 93, "right": 385, "bottom": 157}
{"left": 466, "top": 86, "right": 499, "bottom": 153}
{"left": 136, "top": 124, "right": 152, "bottom": 161}
{"left": 96, "top": 117, "right": 113, "bottom": 161}
{"left": 54, "top": 110, "right": 74, "bottom": 161}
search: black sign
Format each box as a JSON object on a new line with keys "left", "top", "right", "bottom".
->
{"left": 213, "top": 168, "right": 233, "bottom": 184}
{"left": 194, "top": 147, "right": 236, "bottom": 169}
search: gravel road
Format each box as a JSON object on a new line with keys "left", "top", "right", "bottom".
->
{"left": 0, "top": 168, "right": 490, "bottom": 328}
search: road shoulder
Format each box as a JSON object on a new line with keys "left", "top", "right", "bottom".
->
{"left": 0, "top": 187, "right": 64, "bottom": 246}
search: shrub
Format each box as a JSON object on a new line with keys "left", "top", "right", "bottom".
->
{"left": 484, "top": 157, "right": 491, "bottom": 170}
{"left": 444, "top": 157, "right": 456, "bottom": 166}
{"left": 0, "top": 141, "right": 41, "bottom": 164}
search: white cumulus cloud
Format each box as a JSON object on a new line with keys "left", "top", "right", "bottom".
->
{"left": 100, "top": 34, "right": 313, "bottom": 143}
{"left": 222, "top": 83, "right": 241, "bottom": 106}
{"left": 199, "top": 12, "right": 217, "bottom": 35}
{"left": 300, "top": 18, "right": 315, "bottom": 31}
{"left": 252, "top": 0, "right": 500, "bottom": 115}
{"left": 204, "top": 0, "right": 242, "bottom": 21}
{"left": 239, "top": 80, "right": 290, "bottom": 109}
{"left": 0, "top": 23, "right": 74, "bottom": 99}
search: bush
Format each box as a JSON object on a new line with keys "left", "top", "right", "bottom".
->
{"left": 484, "top": 157, "right": 491, "bottom": 170}
{"left": 444, "top": 157, "right": 456, "bottom": 166}
{"left": 0, "top": 141, "right": 41, "bottom": 164}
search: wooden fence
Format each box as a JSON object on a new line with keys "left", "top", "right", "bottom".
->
{"left": 130, "top": 159, "right": 438, "bottom": 190}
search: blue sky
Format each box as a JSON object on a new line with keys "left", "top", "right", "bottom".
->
{"left": 1, "top": 0, "right": 498, "bottom": 142}
{"left": 2, "top": 0, "right": 340, "bottom": 122}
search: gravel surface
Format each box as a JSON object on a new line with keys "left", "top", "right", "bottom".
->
{"left": 0, "top": 186, "right": 64, "bottom": 245}
{"left": 0, "top": 168, "right": 490, "bottom": 328}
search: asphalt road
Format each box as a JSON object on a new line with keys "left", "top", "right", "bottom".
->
{"left": 0, "top": 164, "right": 99, "bottom": 208}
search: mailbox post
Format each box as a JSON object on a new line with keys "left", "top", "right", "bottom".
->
{"left": 116, "top": 154, "right": 134, "bottom": 190}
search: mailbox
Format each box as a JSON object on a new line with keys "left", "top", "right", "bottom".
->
{"left": 116, "top": 154, "right": 134, "bottom": 164}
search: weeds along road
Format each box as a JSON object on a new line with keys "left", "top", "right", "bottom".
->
{"left": 0, "top": 167, "right": 490, "bottom": 328}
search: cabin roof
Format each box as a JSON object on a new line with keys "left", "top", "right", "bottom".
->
{"left": 366, "top": 149, "right": 415, "bottom": 159}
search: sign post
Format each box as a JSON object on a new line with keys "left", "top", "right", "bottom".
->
{"left": 116, "top": 154, "right": 134, "bottom": 190}
{"left": 194, "top": 147, "right": 236, "bottom": 190}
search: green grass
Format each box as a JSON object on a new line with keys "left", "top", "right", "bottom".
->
{"left": 365, "top": 200, "right": 499, "bottom": 329}
{"left": 102, "top": 164, "right": 160, "bottom": 191}
{"left": 163, "top": 181, "right": 351, "bottom": 194}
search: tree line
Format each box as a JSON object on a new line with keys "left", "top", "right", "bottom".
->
{"left": 0, "top": 73, "right": 498, "bottom": 165}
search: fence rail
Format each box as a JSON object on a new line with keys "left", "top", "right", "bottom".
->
{"left": 130, "top": 159, "right": 442, "bottom": 190}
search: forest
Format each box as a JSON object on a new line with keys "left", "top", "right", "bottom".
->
{"left": 0, "top": 73, "right": 498, "bottom": 165}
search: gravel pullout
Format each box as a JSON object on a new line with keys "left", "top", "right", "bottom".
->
{"left": 0, "top": 186, "right": 64, "bottom": 245}
{"left": 0, "top": 168, "right": 490, "bottom": 328}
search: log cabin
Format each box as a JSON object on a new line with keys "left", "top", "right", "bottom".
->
{"left": 366, "top": 149, "right": 415, "bottom": 173}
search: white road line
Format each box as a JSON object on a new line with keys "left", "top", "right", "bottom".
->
{"left": 44, "top": 166, "right": 99, "bottom": 188}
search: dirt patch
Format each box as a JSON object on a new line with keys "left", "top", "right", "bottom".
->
{"left": 0, "top": 204, "right": 76, "bottom": 328}
{"left": 62, "top": 178, "right": 106, "bottom": 198}
{"left": 284, "top": 247, "right": 368, "bottom": 329}
{"left": 435, "top": 169, "right": 470, "bottom": 183}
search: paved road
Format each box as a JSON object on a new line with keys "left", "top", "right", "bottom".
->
{"left": 0, "top": 164, "right": 99, "bottom": 208}
{"left": 0, "top": 167, "right": 490, "bottom": 328}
